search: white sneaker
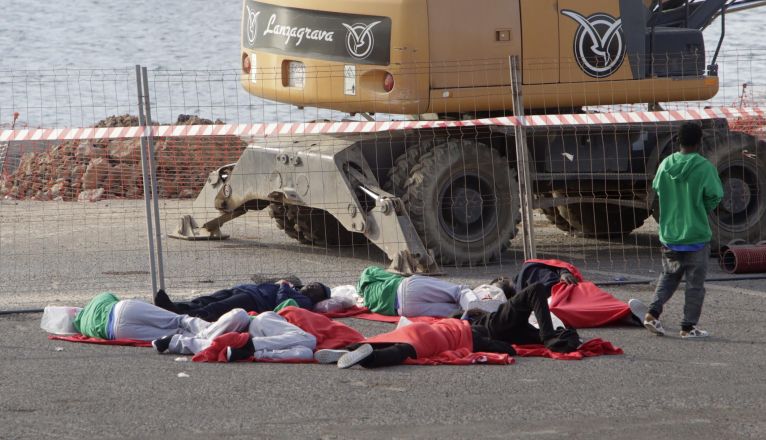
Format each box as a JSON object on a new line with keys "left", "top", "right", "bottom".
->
{"left": 643, "top": 313, "right": 666, "bottom": 336}
{"left": 680, "top": 326, "right": 710, "bottom": 339}
{"left": 337, "top": 344, "right": 374, "bottom": 369}
{"left": 314, "top": 349, "right": 350, "bottom": 364}
{"left": 628, "top": 299, "right": 649, "bottom": 324}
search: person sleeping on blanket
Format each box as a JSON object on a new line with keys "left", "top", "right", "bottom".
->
{"left": 152, "top": 280, "right": 331, "bottom": 322}
{"left": 151, "top": 311, "right": 317, "bottom": 363}
{"left": 314, "top": 282, "right": 582, "bottom": 368}
{"left": 46, "top": 292, "right": 249, "bottom": 343}
{"left": 506, "top": 259, "right": 647, "bottom": 327}
{"left": 356, "top": 266, "right": 511, "bottom": 318}
{"left": 44, "top": 292, "right": 316, "bottom": 363}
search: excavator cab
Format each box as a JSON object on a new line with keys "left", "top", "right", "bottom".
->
{"left": 235, "top": 0, "right": 751, "bottom": 114}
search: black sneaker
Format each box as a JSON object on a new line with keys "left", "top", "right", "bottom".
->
{"left": 226, "top": 346, "right": 254, "bottom": 362}
{"left": 153, "top": 289, "right": 178, "bottom": 313}
{"left": 151, "top": 334, "right": 174, "bottom": 354}
{"left": 226, "top": 339, "right": 255, "bottom": 362}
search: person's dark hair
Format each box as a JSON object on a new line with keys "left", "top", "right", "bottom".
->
{"left": 490, "top": 276, "right": 516, "bottom": 299}
{"left": 678, "top": 122, "right": 703, "bottom": 150}
{"left": 301, "top": 282, "right": 331, "bottom": 304}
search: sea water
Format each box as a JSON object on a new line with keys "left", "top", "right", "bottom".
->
{"left": 0, "top": 0, "right": 764, "bottom": 126}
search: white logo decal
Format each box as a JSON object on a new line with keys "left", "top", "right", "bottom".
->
{"left": 561, "top": 10, "right": 625, "bottom": 78}
{"left": 342, "top": 21, "right": 381, "bottom": 60}
{"left": 246, "top": 6, "right": 260, "bottom": 44}
{"left": 263, "top": 14, "right": 335, "bottom": 46}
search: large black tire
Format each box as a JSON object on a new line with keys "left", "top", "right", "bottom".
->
{"left": 399, "top": 139, "right": 520, "bottom": 266}
{"left": 557, "top": 203, "right": 649, "bottom": 238}
{"left": 269, "top": 203, "right": 363, "bottom": 246}
{"left": 291, "top": 205, "right": 365, "bottom": 247}
{"left": 704, "top": 131, "right": 766, "bottom": 246}
{"left": 383, "top": 141, "right": 432, "bottom": 196}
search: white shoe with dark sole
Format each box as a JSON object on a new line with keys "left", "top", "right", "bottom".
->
{"left": 628, "top": 299, "right": 649, "bottom": 324}
{"left": 337, "top": 344, "right": 374, "bottom": 369}
{"left": 680, "top": 327, "right": 710, "bottom": 339}
{"left": 314, "top": 349, "right": 350, "bottom": 364}
{"left": 643, "top": 314, "right": 666, "bottom": 336}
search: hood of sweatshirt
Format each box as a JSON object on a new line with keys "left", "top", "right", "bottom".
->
{"left": 664, "top": 152, "right": 707, "bottom": 182}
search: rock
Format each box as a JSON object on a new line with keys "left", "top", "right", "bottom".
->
{"left": 107, "top": 163, "right": 142, "bottom": 197}
{"left": 94, "top": 115, "right": 140, "bottom": 128}
{"left": 82, "top": 158, "right": 109, "bottom": 190}
{"left": 179, "top": 189, "right": 196, "bottom": 199}
{"left": 107, "top": 139, "right": 141, "bottom": 162}
{"left": 78, "top": 188, "right": 104, "bottom": 202}
{"left": 49, "top": 181, "right": 67, "bottom": 199}
{"left": 75, "top": 142, "right": 108, "bottom": 161}
{"left": 0, "top": 114, "right": 248, "bottom": 202}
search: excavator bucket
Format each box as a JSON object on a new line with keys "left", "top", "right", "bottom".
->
{"left": 169, "top": 134, "right": 439, "bottom": 274}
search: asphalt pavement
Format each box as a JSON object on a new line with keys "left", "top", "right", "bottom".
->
{"left": 1, "top": 200, "right": 765, "bottom": 439}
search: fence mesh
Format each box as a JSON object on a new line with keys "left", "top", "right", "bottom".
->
{"left": 1, "top": 51, "right": 765, "bottom": 309}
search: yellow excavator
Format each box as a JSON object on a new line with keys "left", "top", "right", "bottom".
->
{"left": 172, "top": 0, "right": 766, "bottom": 272}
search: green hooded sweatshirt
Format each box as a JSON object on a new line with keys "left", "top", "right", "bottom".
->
{"left": 652, "top": 152, "right": 723, "bottom": 245}
{"left": 356, "top": 266, "right": 403, "bottom": 315}
{"left": 73, "top": 292, "right": 120, "bottom": 339}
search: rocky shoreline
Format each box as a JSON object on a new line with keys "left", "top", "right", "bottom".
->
{"left": 0, "top": 115, "right": 246, "bottom": 202}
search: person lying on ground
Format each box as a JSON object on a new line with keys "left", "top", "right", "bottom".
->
{"left": 315, "top": 282, "right": 581, "bottom": 368}
{"left": 356, "top": 266, "right": 507, "bottom": 318}
{"left": 46, "top": 292, "right": 249, "bottom": 343}
{"left": 498, "top": 259, "right": 648, "bottom": 327}
{"left": 153, "top": 280, "right": 331, "bottom": 322}
{"left": 151, "top": 311, "right": 317, "bottom": 363}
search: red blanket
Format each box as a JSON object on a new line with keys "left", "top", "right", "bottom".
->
{"left": 364, "top": 319, "right": 473, "bottom": 358}
{"left": 549, "top": 282, "right": 632, "bottom": 328}
{"left": 49, "top": 334, "right": 150, "bottom": 347}
{"left": 277, "top": 307, "right": 365, "bottom": 350}
{"left": 195, "top": 307, "right": 367, "bottom": 363}
{"left": 513, "top": 338, "right": 623, "bottom": 360}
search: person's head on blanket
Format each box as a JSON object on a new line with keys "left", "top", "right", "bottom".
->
{"left": 299, "top": 282, "right": 331, "bottom": 305}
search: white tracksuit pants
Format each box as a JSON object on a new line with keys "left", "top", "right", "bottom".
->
{"left": 397, "top": 277, "right": 505, "bottom": 317}
{"left": 110, "top": 300, "right": 250, "bottom": 342}
{"left": 166, "top": 311, "right": 316, "bottom": 360}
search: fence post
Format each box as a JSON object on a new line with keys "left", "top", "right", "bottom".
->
{"left": 141, "top": 67, "right": 166, "bottom": 292}
{"left": 509, "top": 55, "right": 537, "bottom": 260}
{"left": 135, "top": 65, "right": 159, "bottom": 294}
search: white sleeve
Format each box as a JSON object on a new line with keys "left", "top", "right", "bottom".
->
{"left": 248, "top": 312, "right": 317, "bottom": 351}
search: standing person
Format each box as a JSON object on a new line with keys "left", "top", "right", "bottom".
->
{"left": 644, "top": 122, "right": 723, "bottom": 338}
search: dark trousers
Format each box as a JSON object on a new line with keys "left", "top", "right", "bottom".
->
{"left": 484, "top": 282, "right": 557, "bottom": 345}
{"left": 175, "top": 289, "right": 260, "bottom": 322}
{"left": 649, "top": 244, "right": 709, "bottom": 329}
{"left": 359, "top": 343, "right": 417, "bottom": 368}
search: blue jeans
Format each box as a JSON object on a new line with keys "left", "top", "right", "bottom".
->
{"left": 649, "top": 244, "right": 709, "bottom": 329}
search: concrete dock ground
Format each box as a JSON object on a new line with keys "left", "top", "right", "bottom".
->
{"left": 1, "top": 199, "right": 765, "bottom": 439}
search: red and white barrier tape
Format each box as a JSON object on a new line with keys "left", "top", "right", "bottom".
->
{"left": 1, "top": 107, "right": 764, "bottom": 142}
